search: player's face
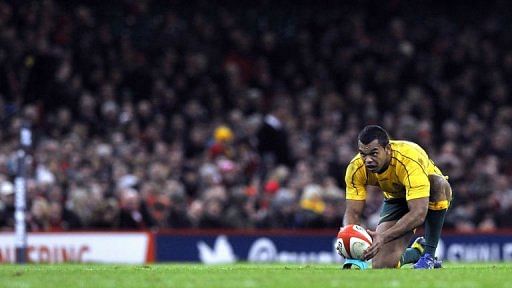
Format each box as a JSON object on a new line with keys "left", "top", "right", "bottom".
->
{"left": 358, "top": 139, "right": 391, "bottom": 173}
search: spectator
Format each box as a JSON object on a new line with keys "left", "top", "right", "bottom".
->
{"left": 48, "top": 201, "right": 83, "bottom": 231}
{"left": 198, "top": 198, "right": 229, "bottom": 228}
{"left": 0, "top": 181, "right": 15, "bottom": 230}
{"left": 0, "top": 0, "right": 511, "bottom": 231}
{"left": 118, "top": 188, "right": 148, "bottom": 230}
{"left": 28, "top": 198, "right": 51, "bottom": 232}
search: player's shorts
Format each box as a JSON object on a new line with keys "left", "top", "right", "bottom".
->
{"left": 379, "top": 198, "right": 409, "bottom": 224}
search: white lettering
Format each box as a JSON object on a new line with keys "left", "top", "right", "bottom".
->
{"left": 491, "top": 244, "right": 500, "bottom": 260}
{"left": 503, "top": 243, "right": 512, "bottom": 261}
{"left": 447, "top": 244, "right": 464, "bottom": 261}
{"left": 197, "top": 236, "right": 236, "bottom": 264}
{"left": 248, "top": 238, "right": 276, "bottom": 262}
{"left": 446, "top": 243, "right": 502, "bottom": 262}
{"left": 318, "top": 252, "right": 335, "bottom": 263}
{"left": 0, "top": 233, "right": 148, "bottom": 264}
{"left": 465, "top": 245, "right": 479, "bottom": 262}
{"left": 247, "top": 238, "right": 338, "bottom": 263}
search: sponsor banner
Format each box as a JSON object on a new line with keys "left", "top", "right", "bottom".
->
{"left": 156, "top": 232, "right": 512, "bottom": 263}
{"left": 156, "top": 234, "right": 342, "bottom": 264}
{"left": 2, "top": 231, "right": 511, "bottom": 264}
{"left": 0, "top": 232, "right": 153, "bottom": 264}
{"left": 437, "top": 234, "right": 512, "bottom": 262}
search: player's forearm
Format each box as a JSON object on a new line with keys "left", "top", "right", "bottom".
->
{"left": 380, "top": 210, "right": 425, "bottom": 244}
{"left": 343, "top": 210, "right": 360, "bottom": 226}
{"left": 343, "top": 200, "right": 365, "bottom": 226}
{"left": 380, "top": 197, "right": 428, "bottom": 244}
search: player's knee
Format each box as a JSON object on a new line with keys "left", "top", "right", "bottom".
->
{"left": 428, "top": 175, "right": 450, "bottom": 202}
{"left": 443, "top": 181, "right": 452, "bottom": 202}
{"left": 372, "top": 258, "right": 399, "bottom": 269}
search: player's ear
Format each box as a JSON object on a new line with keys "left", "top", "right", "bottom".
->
{"left": 385, "top": 144, "right": 391, "bottom": 155}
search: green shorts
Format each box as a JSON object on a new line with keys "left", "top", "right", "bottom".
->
{"left": 379, "top": 198, "right": 409, "bottom": 224}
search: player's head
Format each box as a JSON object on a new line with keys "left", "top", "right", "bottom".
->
{"left": 358, "top": 125, "right": 390, "bottom": 147}
{"left": 357, "top": 125, "right": 391, "bottom": 173}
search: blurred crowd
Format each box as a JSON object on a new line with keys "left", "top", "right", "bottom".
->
{"left": 1, "top": 0, "right": 512, "bottom": 232}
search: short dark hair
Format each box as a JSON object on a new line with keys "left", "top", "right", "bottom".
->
{"left": 358, "top": 125, "right": 390, "bottom": 147}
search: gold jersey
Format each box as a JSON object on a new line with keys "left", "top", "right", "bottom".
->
{"left": 345, "top": 140, "right": 444, "bottom": 201}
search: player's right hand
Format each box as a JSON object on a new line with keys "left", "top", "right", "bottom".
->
{"left": 362, "top": 229, "right": 382, "bottom": 260}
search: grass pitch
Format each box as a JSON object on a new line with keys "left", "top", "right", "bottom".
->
{"left": 0, "top": 262, "right": 509, "bottom": 288}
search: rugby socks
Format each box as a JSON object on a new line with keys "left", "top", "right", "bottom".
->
{"left": 400, "top": 248, "right": 421, "bottom": 265}
{"left": 424, "top": 208, "right": 447, "bottom": 255}
{"left": 400, "top": 199, "right": 449, "bottom": 266}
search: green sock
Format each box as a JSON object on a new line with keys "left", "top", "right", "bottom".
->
{"left": 400, "top": 248, "right": 421, "bottom": 265}
{"left": 424, "top": 209, "right": 447, "bottom": 255}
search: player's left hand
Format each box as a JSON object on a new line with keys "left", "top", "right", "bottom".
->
{"left": 362, "top": 230, "right": 383, "bottom": 260}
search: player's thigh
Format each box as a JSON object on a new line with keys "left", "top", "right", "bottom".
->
{"left": 372, "top": 221, "right": 413, "bottom": 269}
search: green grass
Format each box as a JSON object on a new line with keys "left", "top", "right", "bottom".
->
{"left": 0, "top": 262, "right": 509, "bottom": 288}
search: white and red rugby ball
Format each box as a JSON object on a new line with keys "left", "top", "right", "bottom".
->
{"left": 335, "top": 224, "right": 373, "bottom": 260}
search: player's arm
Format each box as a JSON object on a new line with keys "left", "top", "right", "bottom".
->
{"left": 382, "top": 150, "right": 431, "bottom": 242}
{"left": 363, "top": 153, "right": 431, "bottom": 260}
{"left": 363, "top": 197, "right": 428, "bottom": 260}
{"left": 343, "top": 199, "right": 365, "bottom": 226}
{"left": 343, "top": 161, "right": 368, "bottom": 226}
{"left": 379, "top": 197, "right": 428, "bottom": 242}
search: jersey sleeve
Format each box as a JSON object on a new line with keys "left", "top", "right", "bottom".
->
{"left": 398, "top": 153, "right": 430, "bottom": 200}
{"left": 345, "top": 160, "right": 367, "bottom": 200}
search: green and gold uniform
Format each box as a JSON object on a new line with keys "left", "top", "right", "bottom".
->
{"left": 345, "top": 140, "right": 448, "bottom": 222}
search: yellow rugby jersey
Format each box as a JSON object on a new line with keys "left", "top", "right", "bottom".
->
{"left": 345, "top": 140, "right": 444, "bottom": 201}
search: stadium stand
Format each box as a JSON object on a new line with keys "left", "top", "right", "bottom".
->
{"left": 0, "top": 0, "right": 511, "bottom": 232}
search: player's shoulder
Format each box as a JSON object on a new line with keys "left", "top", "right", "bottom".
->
{"left": 391, "top": 140, "right": 427, "bottom": 155}
{"left": 348, "top": 154, "right": 364, "bottom": 166}
{"left": 391, "top": 140, "right": 430, "bottom": 168}
{"left": 346, "top": 154, "right": 365, "bottom": 173}
{"left": 346, "top": 154, "right": 366, "bottom": 180}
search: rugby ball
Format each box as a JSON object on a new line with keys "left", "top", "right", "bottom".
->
{"left": 335, "top": 225, "right": 373, "bottom": 260}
